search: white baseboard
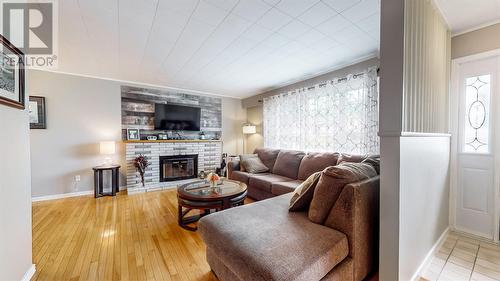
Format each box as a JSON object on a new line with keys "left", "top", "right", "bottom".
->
{"left": 32, "top": 186, "right": 128, "bottom": 202}
{"left": 32, "top": 190, "right": 93, "bottom": 202}
{"left": 410, "top": 227, "right": 450, "bottom": 281}
{"left": 21, "top": 264, "right": 36, "bottom": 281}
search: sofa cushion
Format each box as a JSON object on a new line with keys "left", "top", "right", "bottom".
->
{"left": 289, "top": 171, "right": 322, "bottom": 211}
{"left": 254, "top": 148, "right": 280, "bottom": 172}
{"left": 249, "top": 174, "right": 294, "bottom": 193}
{"left": 241, "top": 157, "right": 269, "bottom": 174}
{"left": 298, "top": 152, "right": 340, "bottom": 180}
{"left": 199, "top": 194, "right": 349, "bottom": 281}
{"left": 231, "top": 171, "right": 265, "bottom": 185}
{"left": 271, "top": 180, "right": 303, "bottom": 196}
{"left": 309, "top": 163, "right": 377, "bottom": 224}
{"left": 273, "top": 150, "right": 306, "bottom": 179}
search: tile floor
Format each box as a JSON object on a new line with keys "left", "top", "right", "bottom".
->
{"left": 421, "top": 232, "right": 500, "bottom": 281}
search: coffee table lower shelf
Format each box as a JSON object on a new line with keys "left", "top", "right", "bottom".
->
{"left": 177, "top": 190, "right": 247, "bottom": 231}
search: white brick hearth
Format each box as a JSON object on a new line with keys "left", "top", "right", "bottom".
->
{"left": 125, "top": 141, "right": 222, "bottom": 194}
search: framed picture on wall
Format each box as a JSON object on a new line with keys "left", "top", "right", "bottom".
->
{"left": 127, "top": 128, "right": 140, "bottom": 140}
{"left": 29, "top": 96, "right": 47, "bottom": 129}
{"left": 0, "top": 35, "right": 25, "bottom": 109}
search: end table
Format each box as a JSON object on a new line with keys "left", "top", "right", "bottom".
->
{"left": 92, "top": 165, "right": 121, "bottom": 198}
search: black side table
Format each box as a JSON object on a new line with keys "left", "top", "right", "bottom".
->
{"left": 92, "top": 165, "right": 121, "bottom": 198}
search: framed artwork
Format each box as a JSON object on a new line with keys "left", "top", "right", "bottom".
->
{"left": 29, "top": 96, "right": 47, "bottom": 129}
{"left": 127, "top": 128, "right": 140, "bottom": 140}
{"left": 0, "top": 35, "right": 25, "bottom": 109}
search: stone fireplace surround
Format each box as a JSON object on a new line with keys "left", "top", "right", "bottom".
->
{"left": 125, "top": 140, "right": 222, "bottom": 194}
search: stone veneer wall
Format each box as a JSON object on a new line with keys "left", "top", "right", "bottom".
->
{"left": 126, "top": 141, "right": 222, "bottom": 193}
{"left": 121, "top": 85, "right": 222, "bottom": 140}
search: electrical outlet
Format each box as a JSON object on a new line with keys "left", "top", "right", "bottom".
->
{"left": 75, "top": 175, "right": 81, "bottom": 182}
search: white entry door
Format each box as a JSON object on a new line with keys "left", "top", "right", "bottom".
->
{"left": 454, "top": 55, "right": 499, "bottom": 240}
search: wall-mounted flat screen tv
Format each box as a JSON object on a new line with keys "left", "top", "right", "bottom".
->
{"left": 154, "top": 104, "right": 201, "bottom": 131}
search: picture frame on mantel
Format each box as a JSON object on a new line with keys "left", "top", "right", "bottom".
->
{"left": 0, "top": 34, "right": 25, "bottom": 110}
{"left": 29, "top": 96, "right": 47, "bottom": 129}
{"left": 127, "top": 128, "right": 140, "bottom": 140}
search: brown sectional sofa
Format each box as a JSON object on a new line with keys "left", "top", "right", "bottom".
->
{"left": 200, "top": 148, "right": 380, "bottom": 281}
{"left": 228, "top": 148, "right": 341, "bottom": 200}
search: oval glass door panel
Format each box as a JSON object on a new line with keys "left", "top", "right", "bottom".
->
{"left": 464, "top": 75, "right": 491, "bottom": 153}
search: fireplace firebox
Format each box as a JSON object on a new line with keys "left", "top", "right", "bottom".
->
{"left": 159, "top": 155, "right": 198, "bottom": 182}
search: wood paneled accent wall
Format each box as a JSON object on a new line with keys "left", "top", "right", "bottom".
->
{"left": 121, "top": 86, "right": 222, "bottom": 139}
{"left": 403, "top": 0, "right": 451, "bottom": 133}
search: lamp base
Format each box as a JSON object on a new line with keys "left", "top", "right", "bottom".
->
{"left": 102, "top": 157, "right": 113, "bottom": 166}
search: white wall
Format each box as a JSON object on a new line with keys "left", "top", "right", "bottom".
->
{"left": 0, "top": 90, "right": 34, "bottom": 279}
{"left": 28, "top": 70, "right": 245, "bottom": 198}
{"left": 29, "top": 71, "right": 122, "bottom": 198}
{"left": 399, "top": 135, "right": 450, "bottom": 280}
{"left": 379, "top": 0, "right": 405, "bottom": 279}
{"left": 221, "top": 97, "right": 246, "bottom": 155}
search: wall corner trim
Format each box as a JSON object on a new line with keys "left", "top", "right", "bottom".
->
{"left": 378, "top": 130, "right": 404, "bottom": 137}
{"left": 21, "top": 264, "right": 36, "bottom": 281}
{"left": 410, "top": 227, "right": 450, "bottom": 281}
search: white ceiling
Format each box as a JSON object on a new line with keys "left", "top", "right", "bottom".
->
{"left": 55, "top": 0, "right": 380, "bottom": 98}
{"left": 434, "top": 0, "right": 500, "bottom": 35}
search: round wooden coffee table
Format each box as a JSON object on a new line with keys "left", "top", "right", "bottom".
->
{"left": 177, "top": 179, "right": 247, "bottom": 231}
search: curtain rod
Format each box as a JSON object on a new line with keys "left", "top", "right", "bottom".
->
{"left": 257, "top": 67, "right": 380, "bottom": 103}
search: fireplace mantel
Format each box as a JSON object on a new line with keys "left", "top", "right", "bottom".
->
{"left": 125, "top": 140, "right": 222, "bottom": 193}
{"left": 123, "top": 139, "right": 222, "bottom": 143}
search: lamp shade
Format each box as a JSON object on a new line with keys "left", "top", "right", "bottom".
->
{"left": 100, "top": 141, "right": 116, "bottom": 155}
{"left": 242, "top": 124, "right": 256, "bottom": 134}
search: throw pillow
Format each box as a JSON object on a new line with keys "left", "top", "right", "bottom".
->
{"left": 241, "top": 157, "right": 269, "bottom": 174}
{"left": 362, "top": 155, "right": 380, "bottom": 174}
{"left": 308, "top": 162, "right": 377, "bottom": 224}
{"left": 239, "top": 154, "right": 258, "bottom": 172}
{"left": 336, "top": 153, "right": 368, "bottom": 165}
{"left": 289, "top": 171, "right": 322, "bottom": 211}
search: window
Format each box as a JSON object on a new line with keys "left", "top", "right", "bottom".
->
{"left": 263, "top": 67, "right": 379, "bottom": 154}
{"left": 463, "top": 75, "right": 491, "bottom": 153}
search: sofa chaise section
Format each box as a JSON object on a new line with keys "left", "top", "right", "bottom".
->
{"left": 199, "top": 175, "right": 380, "bottom": 281}
{"left": 199, "top": 194, "right": 349, "bottom": 281}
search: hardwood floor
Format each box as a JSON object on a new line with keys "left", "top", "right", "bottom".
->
{"left": 32, "top": 189, "right": 379, "bottom": 281}
{"left": 32, "top": 189, "right": 220, "bottom": 281}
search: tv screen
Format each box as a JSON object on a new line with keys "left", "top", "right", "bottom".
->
{"left": 154, "top": 104, "right": 201, "bottom": 131}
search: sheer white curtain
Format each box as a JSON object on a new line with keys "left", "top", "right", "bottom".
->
{"left": 263, "top": 67, "right": 379, "bottom": 154}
